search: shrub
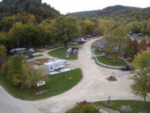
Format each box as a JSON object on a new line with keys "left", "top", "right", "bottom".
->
{"left": 66, "top": 101, "right": 100, "bottom": 113}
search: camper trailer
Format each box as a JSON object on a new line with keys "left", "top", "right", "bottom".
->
{"left": 44, "top": 60, "right": 67, "bottom": 72}
{"left": 10, "top": 48, "right": 26, "bottom": 54}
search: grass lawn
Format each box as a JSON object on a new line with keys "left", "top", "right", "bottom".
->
{"left": 96, "top": 56, "right": 127, "bottom": 66}
{"left": 0, "top": 69, "right": 82, "bottom": 100}
{"left": 92, "top": 47, "right": 127, "bottom": 66}
{"left": 48, "top": 48, "right": 77, "bottom": 60}
{"left": 96, "top": 100, "right": 150, "bottom": 113}
{"left": 93, "top": 48, "right": 101, "bottom": 55}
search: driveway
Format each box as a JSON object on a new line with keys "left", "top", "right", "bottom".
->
{"left": 0, "top": 37, "right": 143, "bottom": 113}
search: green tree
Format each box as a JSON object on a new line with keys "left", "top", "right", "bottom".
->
{"left": 131, "top": 49, "right": 150, "bottom": 103}
{"left": 1, "top": 55, "right": 44, "bottom": 89}
{"left": 79, "top": 19, "right": 95, "bottom": 36}
{"left": 0, "top": 17, "right": 15, "bottom": 32}
{"left": 50, "top": 16, "right": 79, "bottom": 48}
{"left": 105, "top": 26, "right": 127, "bottom": 62}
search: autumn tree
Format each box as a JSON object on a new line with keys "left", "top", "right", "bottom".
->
{"left": 124, "top": 36, "right": 137, "bottom": 58}
{"left": 132, "top": 39, "right": 139, "bottom": 54}
{"left": 131, "top": 49, "right": 150, "bottom": 103}
{"left": 138, "top": 39, "right": 147, "bottom": 51}
{"left": 0, "top": 45, "right": 6, "bottom": 67}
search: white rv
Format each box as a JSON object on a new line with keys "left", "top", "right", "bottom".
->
{"left": 44, "top": 60, "right": 67, "bottom": 72}
{"left": 10, "top": 48, "right": 26, "bottom": 54}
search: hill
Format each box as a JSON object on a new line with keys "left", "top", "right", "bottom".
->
{"left": 0, "top": 0, "right": 60, "bottom": 23}
{"left": 67, "top": 5, "right": 150, "bottom": 22}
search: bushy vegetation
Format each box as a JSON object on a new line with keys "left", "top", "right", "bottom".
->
{"left": 97, "top": 100, "right": 150, "bottom": 113}
{"left": 66, "top": 101, "right": 100, "bottom": 113}
{"left": 1, "top": 55, "right": 44, "bottom": 89}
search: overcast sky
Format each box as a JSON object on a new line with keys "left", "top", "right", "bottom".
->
{"left": 42, "top": 0, "right": 150, "bottom": 14}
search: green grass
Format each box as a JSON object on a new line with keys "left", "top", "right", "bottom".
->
{"left": 48, "top": 48, "right": 77, "bottom": 60}
{"left": 0, "top": 69, "right": 82, "bottom": 100}
{"left": 96, "top": 56, "right": 127, "bottom": 66}
{"left": 92, "top": 47, "right": 127, "bottom": 66}
{"left": 93, "top": 48, "right": 101, "bottom": 55}
{"left": 96, "top": 100, "right": 150, "bottom": 113}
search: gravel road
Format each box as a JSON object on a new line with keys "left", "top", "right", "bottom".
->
{"left": 0, "top": 37, "right": 144, "bottom": 113}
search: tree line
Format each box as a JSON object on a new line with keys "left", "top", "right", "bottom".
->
{"left": 0, "top": 0, "right": 60, "bottom": 23}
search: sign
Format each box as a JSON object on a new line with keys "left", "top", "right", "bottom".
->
{"left": 37, "top": 80, "right": 45, "bottom": 87}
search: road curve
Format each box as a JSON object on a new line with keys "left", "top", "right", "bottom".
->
{"left": 0, "top": 37, "right": 143, "bottom": 113}
{"left": 32, "top": 37, "right": 142, "bottom": 113}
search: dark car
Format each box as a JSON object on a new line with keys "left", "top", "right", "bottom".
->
{"left": 25, "top": 54, "right": 34, "bottom": 60}
{"left": 120, "top": 65, "right": 132, "bottom": 71}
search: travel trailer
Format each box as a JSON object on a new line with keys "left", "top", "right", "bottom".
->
{"left": 44, "top": 60, "right": 67, "bottom": 72}
{"left": 10, "top": 48, "right": 26, "bottom": 54}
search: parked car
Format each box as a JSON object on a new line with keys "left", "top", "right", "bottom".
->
{"left": 28, "top": 48, "right": 36, "bottom": 52}
{"left": 120, "top": 65, "right": 132, "bottom": 71}
{"left": 100, "top": 53, "right": 106, "bottom": 57}
{"left": 25, "top": 54, "right": 34, "bottom": 60}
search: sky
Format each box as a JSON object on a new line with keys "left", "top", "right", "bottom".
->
{"left": 42, "top": 0, "right": 150, "bottom": 14}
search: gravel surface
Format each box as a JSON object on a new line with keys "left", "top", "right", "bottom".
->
{"left": 0, "top": 37, "right": 145, "bottom": 113}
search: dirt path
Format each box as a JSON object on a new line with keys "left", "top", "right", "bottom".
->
{"left": 0, "top": 37, "right": 144, "bottom": 113}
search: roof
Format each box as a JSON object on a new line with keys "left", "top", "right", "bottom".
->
{"left": 96, "top": 43, "right": 105, "bottom": 48}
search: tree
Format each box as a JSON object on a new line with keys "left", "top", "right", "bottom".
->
{"left": 132, "top": 39, "right": 139, "bottom": 54}
{"left": 1, "top": 55, "right": 44, "bottom": 89}
{"left": 105, "top": 26, "right": 127, "bottom": 62}
{"left": 131, "top": 49, "right": 150, "bottom": 103}
{"left": 50, "top": 16, "right": 79, "bottom": 48}
{"left": 0, "top": 45, "right": 6, "bottom": 67}
{"left": 0, "top": 17, "right": 15, "bottom": 32}
{"left": 138, "top": 39, "right": 147, "bottom": 51}
{"left": 125, "top": 37, "right": 138, "bottom": 58}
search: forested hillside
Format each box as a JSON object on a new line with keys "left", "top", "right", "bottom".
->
{"left": 67, "top": 5, "right": 150, "bottom": 24}
{"left": 0, "top": 0, "right": 60, "bottom": 23}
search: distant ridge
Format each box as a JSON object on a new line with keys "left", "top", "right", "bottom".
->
{"left": 67, "top": 5, "right": 150, "bottom": 21}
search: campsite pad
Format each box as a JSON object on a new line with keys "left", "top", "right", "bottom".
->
{"left": 50, "top": 68, "right": 71, "bottom": 75}
{"left": 120, "top": 105, "right": 132, "bottom": 111}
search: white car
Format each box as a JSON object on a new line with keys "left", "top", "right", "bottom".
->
{"left": 28, "top": 48, "right": 36, "bottom": 52}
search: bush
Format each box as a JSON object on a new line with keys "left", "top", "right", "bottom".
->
{"left": 66, "top": 101, "right": 100, "bottom": 113}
